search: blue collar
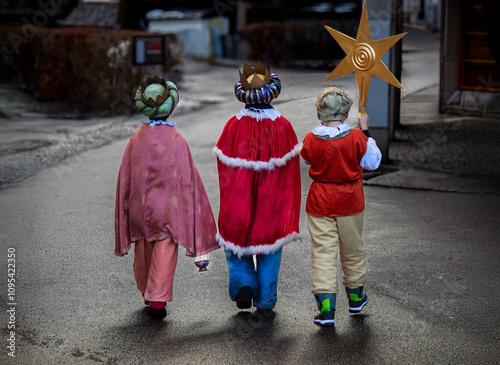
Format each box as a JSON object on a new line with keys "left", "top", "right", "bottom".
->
{"left": 142, "top": 119, "right": 177, "bottom": 128}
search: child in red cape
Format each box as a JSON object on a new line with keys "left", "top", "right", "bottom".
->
{"left": 214, "top": 62, "right": 301, "bottom": 315}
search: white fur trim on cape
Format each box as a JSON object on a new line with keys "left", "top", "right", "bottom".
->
{"left": 216, "top": 232, "right": 300, "bottom": 258}
{"left": 311, "top": 122, "right": 351, "bottom": 138}
{"left": 213, "top": 144, "right": 301, "bottom": 172}
{"left": 236, "top": 108, "right": 282, "bottom": 122}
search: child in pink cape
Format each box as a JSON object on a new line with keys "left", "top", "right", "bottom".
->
{"left": 115, "top": 76, "right": 219, "bottom": 320}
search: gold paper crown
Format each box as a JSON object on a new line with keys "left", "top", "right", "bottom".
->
{"left": 239, "top": 61, "right": 272, "bottom": 91}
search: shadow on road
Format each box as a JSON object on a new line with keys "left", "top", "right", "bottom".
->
{"left": 97, "top": 309, "right": 297, "bottom": 363}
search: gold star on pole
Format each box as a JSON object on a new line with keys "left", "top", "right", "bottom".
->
{"left": 325, "top": 1, "right": 406, "bottom": 115}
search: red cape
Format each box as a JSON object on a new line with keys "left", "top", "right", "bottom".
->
{"left": 214, "top": 111, "right": 301, "bottom": 257}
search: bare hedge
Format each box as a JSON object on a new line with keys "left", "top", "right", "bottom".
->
{"left": 244, "top": 20, "right": 358, "bottom": 68}
{"left": 0, "top": 26, "right": 179, "bottom": 113}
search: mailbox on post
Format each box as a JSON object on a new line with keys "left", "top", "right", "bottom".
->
{"left": 133, "top": 36, "right": 165, "bottom": 65}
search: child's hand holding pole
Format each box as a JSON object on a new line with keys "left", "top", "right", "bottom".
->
{"left": 358, "top": 112, "right": 370, "bottom": 131}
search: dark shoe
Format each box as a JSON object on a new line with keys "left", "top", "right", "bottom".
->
{"left": 314, "top": 310, "right": 335, "bottom": 326}
{"left": 236, "top": 286, "right": 253, "bottom": 309}
{"left": 346, "top": 286, "right": 368, "bottom": 313}
{"left": 314, "top": 293, "right": 336, "bottom": 326}
{"left": 148, "top": 301, "right": 167, "bottom": 320}
{"left": 149, "top": 307, "right": 167, "bottom": 320}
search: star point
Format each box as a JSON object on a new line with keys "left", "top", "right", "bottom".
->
{"left": 324, "top": 1, "right": 406, "bottom": 114}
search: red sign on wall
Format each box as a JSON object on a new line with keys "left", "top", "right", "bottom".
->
{"left": 133, "top": 36, "right": 165, "bottom": 65}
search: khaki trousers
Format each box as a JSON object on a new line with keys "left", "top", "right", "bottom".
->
{"left": 307, "top": 213, "right": 367, "bottom": 294}
{"left": 133, "top": 237, "right": 178, "bottom": 302}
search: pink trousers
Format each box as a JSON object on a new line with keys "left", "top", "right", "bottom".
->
{"left": 133, "top": 237, "right": 178, "bottom": 302}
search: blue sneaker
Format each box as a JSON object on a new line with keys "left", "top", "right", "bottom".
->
{"left": 346, "top": 286, "right": 368, "bottom": 313}
{"left": 314, "top": 294, "right": 336, "bottom": 326}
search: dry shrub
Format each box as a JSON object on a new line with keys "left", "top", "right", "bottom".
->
{"left": 0, "top": 26, "right": 180, "bottom": 114}
{"left": 244, "top": 19, "right": 358, "bottom": 68}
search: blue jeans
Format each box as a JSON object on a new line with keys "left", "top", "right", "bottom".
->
{"left": 225, "top": 248, "right": 283, "bottom": 309}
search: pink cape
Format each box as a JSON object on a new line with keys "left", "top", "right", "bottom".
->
{"left": 214, "top": 112, "right": 301, "bottom": 257}
{"left": 115, "top": 124, "right": 219, "bottom": 257}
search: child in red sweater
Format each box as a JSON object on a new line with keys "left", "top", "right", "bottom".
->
{"left": 300, "top": 87, "right": 381, "bottom": 326}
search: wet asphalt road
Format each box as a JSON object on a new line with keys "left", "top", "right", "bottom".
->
{"left": 0, "top": 28, "right": 499, "bottom": 364}
{"left": 1, "top": 116, "right": 499, "bottom": 364}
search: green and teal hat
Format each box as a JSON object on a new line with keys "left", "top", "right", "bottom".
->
{"left": 135, "top": 75, "right": 179, "bottom": 119}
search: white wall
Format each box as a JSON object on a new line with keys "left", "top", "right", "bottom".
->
{"left": 148, "top": 19, "right": 211, "bottom": 59}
